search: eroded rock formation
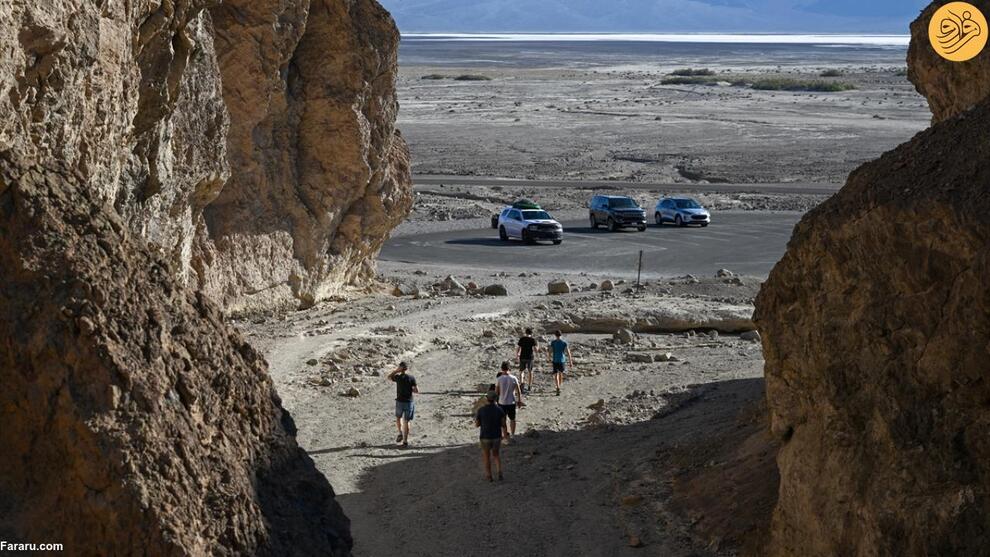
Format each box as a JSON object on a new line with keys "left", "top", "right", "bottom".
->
{"left": 909, "top": 0, "right": 990, "bottom": 123}
{"left": 756, "top": 4, "right": 990, "bottom": 554}
{"left": 1, "top": 0, "right": 409, "bottom": 553}
{"left": 202, "top": 0, "right": 412, "bottom": 312}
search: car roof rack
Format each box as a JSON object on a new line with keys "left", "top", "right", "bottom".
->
{"left": 512, "top": 198, "right": 541, "bottom": 210}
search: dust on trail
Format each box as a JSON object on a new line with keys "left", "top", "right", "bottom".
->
{"left": 243, "top": 267, "right": 767, "bottom": 556}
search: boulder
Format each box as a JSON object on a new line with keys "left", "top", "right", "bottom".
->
{"left": 740, "top": 330, "right": 762, "bottom": 343}
{"left": 341, "top": 387, "right": 361, "bottom": 398}
{"left": 715, "top": 268, "right": 735, "bottom": 278}
{"left": 600, "top": 280, "right": 615, "bottom": 291}
{"left": 756, "top": 25, "right": 990, "bottom": 554}
{"left": 908, "top": 0, "right": 990, "bottom": 123}
{"left": 483, "top": 284, "right": 508, "bottom": 296}
{"left": 613, "top": 329, "right": 636, "bottom": 344}
{"left": 656, "top": 352, "right": 674, "bottom": 362}
{"left": 547, "top": 280, "right": 571, "bottom": 295}
{"left": 626, "top": 353, "right": 654, "bottom": 363}
{"left": 392, "top": 283, "right": 419, "bottom": 297}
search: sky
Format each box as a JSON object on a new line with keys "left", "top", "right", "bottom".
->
{"left": 378, "top": 0, "right": 931, "bottom": 34}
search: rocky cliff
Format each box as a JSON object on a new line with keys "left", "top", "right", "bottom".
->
{"left": 202, "top": 0, "right": 412, "bottom": 312}
{"left": 909, "top": 0, "right": 990, "bottom": 123}
{"left": 755, "top": 4, "right": 990, "bottom": 554}
{"left": 1, "top": 0, "right": 409, "bottom": 553}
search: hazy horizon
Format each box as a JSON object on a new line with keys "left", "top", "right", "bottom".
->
{"left": 379, "top": 0, "right": 929, "bottom": 35}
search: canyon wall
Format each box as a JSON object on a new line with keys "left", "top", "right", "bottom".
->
{"left": 756, "top": 3, "right": 990, "bottom": 554}
{"left": 1, "top": 0, "right": 410, "bottom": 553}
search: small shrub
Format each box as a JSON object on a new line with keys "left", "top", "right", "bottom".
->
{"left": 820, "top": 69, "right": 844, "bottom": 77}
{"left": 670, "top": 68, "right": 716, "bottom": 77}
{"left": 661, "top": 76, "right": 720, "bottom": 85}
{"left": 453, "top": 74, "right": 493, "bottom": 81}
{"left": 750, "top": 78, "right": 856, "bottom": 92}
{"left": 421, "top": 74, "right": 447, "bottom": 80}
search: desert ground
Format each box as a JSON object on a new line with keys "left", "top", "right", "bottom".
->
{"left": 244, "top": 40, "right": 931, "bottom": 555}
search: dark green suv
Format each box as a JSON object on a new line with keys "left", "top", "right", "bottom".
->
{"left": 589, "top": 195, "right": 647, "bottom": 232}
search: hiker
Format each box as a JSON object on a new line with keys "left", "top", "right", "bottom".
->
{"left": 495, "top": 361, "right": 524, "bottom": 440}
{"left": 475, "top": 391, "right": 507, "bottom": 481}
{"left": 387, "top": 361, "right": 418, "bottom": 447}
{"left": 515, "top": 328, "right": 540, "bottom": 393}
{"left": 548, "top": 330, "right": 573, "bottom": 396}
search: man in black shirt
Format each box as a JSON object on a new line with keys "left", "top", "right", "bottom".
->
{"left": 475, "top": 391, "right": 507, "bottom": 481}
{"left": 387, "top": 361, "right": 418, "bottom": 447}
{"left": 515, "top": 328, "right": 540, "bottom": 393}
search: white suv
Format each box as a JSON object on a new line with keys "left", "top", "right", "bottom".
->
{"left": 496, "top": 204, "right": 563, "bottom": 245}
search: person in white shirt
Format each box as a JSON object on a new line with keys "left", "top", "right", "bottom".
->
{"left": 495, "top": 361, "right": 524, "bottom": 440}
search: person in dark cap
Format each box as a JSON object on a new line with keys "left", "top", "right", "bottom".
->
{"left": 475, "top": 391, "right": 507, "bottom": 481}
{"left": 387, "top": 361, "right": 418, "bottom": 447}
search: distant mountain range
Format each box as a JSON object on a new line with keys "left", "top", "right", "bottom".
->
{"left": 378, "top": 0, "right": 929, "bottom": 34}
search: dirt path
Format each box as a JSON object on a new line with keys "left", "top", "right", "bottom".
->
{"left": 244, "top": 267, "right": 767, "bottom": 556}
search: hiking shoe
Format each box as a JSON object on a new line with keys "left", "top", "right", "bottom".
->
{"left": 401, "top": 441, "right": 408, "bottom": 448}
{"left": 555, "top": 388, "right": 560, "bottom": 396}
{"left": 396, "top": 433, "right": 404, "bottom": 443}
{"left": 497, "top": 472, "right": 504, "bottom": 481}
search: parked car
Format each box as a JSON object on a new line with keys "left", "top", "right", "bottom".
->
{"left": 655, "top": 197, "right": 711, "bottom": 227}
{"left": 589, "top": 195, "right": 647, "bottom": 232}
{"left": 497, "top": 201, "right": 563, "bottom": 244}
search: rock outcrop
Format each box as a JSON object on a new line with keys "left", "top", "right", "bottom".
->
{"left": 0, "top": 0, "right": 409, "bottom": 552}
{"left": 756, "top": 5, "right": 990, "bottom": 554}
{"left": 202, "top": 0, "right": 412, "bottom": 312}
{"left": 908, "top": 0, "right": 990, "bottom": 123}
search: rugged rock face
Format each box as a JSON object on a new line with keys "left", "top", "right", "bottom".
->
{"left": 756, "top": 6, "right": 990, "bottom": 553}
{"left": 909, "top": 0, "right": 990, "bottom": 123}
{"left": 201, "top": 0, "right": 412, "bottom": 312}
{"left": 0, "top": 165, "right": 351, "bottom": 555}
{"left": 0, "top": 0, "right": 408, "bottom": 553}
{"left": 2, "top": 0, "right": 411, "bottom": 315}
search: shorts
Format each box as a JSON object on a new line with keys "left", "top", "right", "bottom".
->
{"left": 395, "top": 400, "right": 415, "bottom": 421}
{"left": 499, "top": 403, "right": 517, "bottom": 421}
{"left": 480, "top": 438, "right": 502, "bottom": 451}
{"left": 519, "top": 358, "right": 534, "bottom": 372}
{"left": 552, "top": 361, "right": 566, "bottom": 373}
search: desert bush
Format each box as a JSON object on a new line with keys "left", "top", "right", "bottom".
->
{"left": 750, "top": 78, "right": 856, "bottom": 92}
{"left": 670, "top": 68, "right": 716, "bottom": 77}
{"left": 820, "top": 69, "right": 844, "bottom": 77}
{"left": 421, "top": 74, "right": 447, "bottom": 80}
{"left": 454, "top": 74, "right": 493, "bottom": 81}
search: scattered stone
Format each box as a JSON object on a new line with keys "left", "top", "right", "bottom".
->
{"left": 707, "top": 330, "right": 719, "bottom": 340}
{"left": 613, "top": 328, "right": 635, "bottom": 344}
{"left": 306, "top": 359, "right": 318, "bottom": 366}
{"left": 626, "top": 352, "right": 654, "bottom": 363}
{"left": 319, "top": 377, "right": 333, "bottom": 387}
{"left": 600, "top": 280, "right": 614, "bottom": 291}
{"left": 628, "top": 535, "right": 644, "bottom": 548}
{"left": 467, "top": 281, "right": 478, "bottom": 290}
{"left": 341, "top": 387, "right": 361, "bottom": 397}
{"left": 715, "top": 268, "right": 735, "bottom": 278}
{"left": 392, "top": 283, "right": 419, "bottom": 297}
{"left": 482, "top": 330, "right": 495, "bottom": 338}
{"left": 547, "top": 280, "right": 571, "bottom": 295}
{"left": 370, "top": 370, "right": 381, "bottom": 377}
{"left": 588, "top": 399, "right": 606, "bottom": 411}
{"left": 483, "top": 284, "right": 508, "bottom": 296}
{"left": 656, "top": 352, "right": 674, "bottom": 362}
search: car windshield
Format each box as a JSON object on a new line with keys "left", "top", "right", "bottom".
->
{"left": 522, "top": 210, "right": 552, "bottom": 220}
{"left": 608, "top": 198, "right": 639, "bottom": 209}
{"left": 675, "top": 199, "right": 701, "bottom": 209}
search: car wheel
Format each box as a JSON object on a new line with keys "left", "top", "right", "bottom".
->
{"left": 590, "top": 214, "right": 598, "bottom": 229}
{"left": 655, "top": 212, "right": 663, "bottom": 226}
{"left": 608, "top": 218, "right": 618, "bottom": 232}
{"left": 491, "top": 215, "right": 498, "bottom": 229}
{"left": 675, "top": 215, "right": 686, "bottom": 227}
{"left": 637, "top": 225, "right": 647, "bottom": 232}
{"left": 499, "top": 226, "right": 508, "bottom": 241}
{"left": 522, "top": 230, "right": 534, "bottom": 244}
{"left": 701, "top": 223, "right": 709, "bottom": 227}
{"left": 553, "top": 239, "right": 562, "bottom": 245}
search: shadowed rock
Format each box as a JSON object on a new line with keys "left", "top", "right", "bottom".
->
{"left": 756, "top": 6, "right": 990, "bottom": 551}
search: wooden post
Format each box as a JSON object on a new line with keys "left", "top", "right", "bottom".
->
{"left": 637, "top": 250, "right": 643, "bottom": 287}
